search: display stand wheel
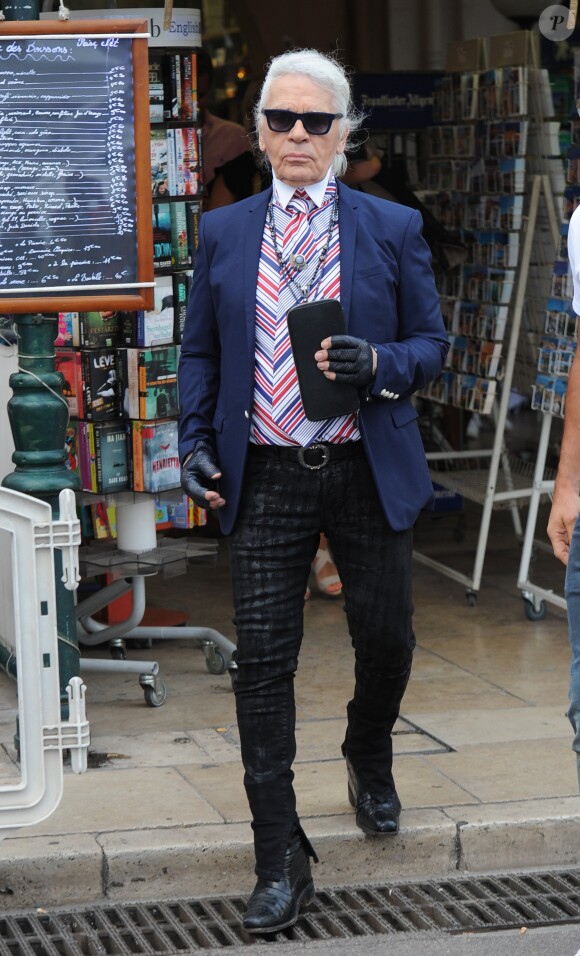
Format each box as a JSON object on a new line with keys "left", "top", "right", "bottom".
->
{"left": 523, "top": 597, "right": 547, "bottom": 622}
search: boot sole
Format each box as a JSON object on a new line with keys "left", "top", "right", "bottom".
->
{"left": 244, "top": 880, "right": 315, "bottom": 935}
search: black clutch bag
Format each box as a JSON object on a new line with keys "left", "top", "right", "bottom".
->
{"left": 287, "top": 299, "right": 360, "bottom": 421}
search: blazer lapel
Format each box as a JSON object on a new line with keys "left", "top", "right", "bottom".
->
{"left": 337, "top": 181, "right": 358, "bottom": 329}
{"left": 243, "top": 188, "right": 271, "bottom": 355}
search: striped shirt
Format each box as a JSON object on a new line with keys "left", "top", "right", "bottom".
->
{"left": 251, "top": 174, "right": 360, "bottom": 447}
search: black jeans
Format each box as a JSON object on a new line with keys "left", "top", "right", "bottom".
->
{"left": 228, "top": 443, "right": 415, "bottom": 881}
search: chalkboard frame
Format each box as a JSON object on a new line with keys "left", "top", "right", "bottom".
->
{"left": 0, "top": 18, "right": 155, "bottom": 313}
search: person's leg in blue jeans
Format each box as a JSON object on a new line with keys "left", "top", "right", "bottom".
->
{"left": 564, "top": 516, "right": 580, "bottom": 790}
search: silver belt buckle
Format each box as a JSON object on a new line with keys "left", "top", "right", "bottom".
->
{"left": 297, "top": 444, "right": 330, "bottom": 470}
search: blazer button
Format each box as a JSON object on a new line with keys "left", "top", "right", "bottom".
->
{"left": 244, "top": 410, "right": 249, "bottom": 419}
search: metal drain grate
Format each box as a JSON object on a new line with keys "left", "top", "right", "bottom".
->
{"left": 2, "top": 868, "right": 580, "bottom": 953}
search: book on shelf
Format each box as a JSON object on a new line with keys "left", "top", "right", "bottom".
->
{"left": 79, "top": 347, "right": 120, "bottom": 422}
{"left": 168, "top": 126, "right": 202, "bottom": 197}
{"left": 164, "top": 493, "right": 207, "bottom": 529}
{"left": 90, "top": 501, "right": 118, "bottom": 541}
{"left": 121, "top": 278, "right": 175, "bottom": 348}
{"left": 55, "top": 312, "right": 79, "bottom": 347}
{"left": 78, "top": 420, "right": 130, "bottom": 493}
{"left": 172, "top": 269, "right": 194, "bottom": 343}
{"left": 170, "top": 200, "right": 189, "bottom": 268}
{"left": 64, "top": 421, "right": 80, "bottom": 478}
{"left": 150, "top": 128, "right": 169, "bottom": 198}
{"left": 78, "top": 311, "right": 121, "bottom": 349}
{"left": 169, "top": 198, "right": 200, "bottom": 268}
{"left": 55, "top": 348, "right": 82, "bottom": 417}
{"left": 128, "top": 418, "right": 181, "bottom": 493}
{"left": 179, "top": 50, "right": 198, "bottom": 122}
{"left": 153, "top": 201, "right": 173, "bottom": 276}
{"left": 117, "top": 344, "right": 179, "bottom": 420}
{"left": 148, "top": 52, "right": 166, "bottom": 124}
{"left": 152, "top": 199, "right": 172, "bottom": 271}
{"left": 169, "top": 49, "right": 181, "bottom": 120}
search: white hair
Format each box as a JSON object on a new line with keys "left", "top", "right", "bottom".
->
{"left": 254, "top": 48, "right": 363, "bottom": 178}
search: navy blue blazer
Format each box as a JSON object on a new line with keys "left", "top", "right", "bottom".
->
{"left": 178, "top": 181, "right": 449, "bottom": 535}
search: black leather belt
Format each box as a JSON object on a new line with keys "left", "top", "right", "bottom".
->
{"left": 248, "top": 441, "right": 363, "bottom": 471}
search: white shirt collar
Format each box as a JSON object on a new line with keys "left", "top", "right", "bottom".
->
{"left": 273, "top": 169, "right": 333, "bottom": 210}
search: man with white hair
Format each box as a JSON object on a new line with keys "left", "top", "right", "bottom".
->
{"left": 179, "top": 48, "right": 449, "bottom": 933}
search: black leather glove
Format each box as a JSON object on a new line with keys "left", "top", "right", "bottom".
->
{"left": 180, "top": 440, "right": 221, "bottom": 509}
{"left": 325, "top": 335, "right": 376, "bottom": 388}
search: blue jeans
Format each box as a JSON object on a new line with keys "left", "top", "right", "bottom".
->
{"left": 565, "top": 517, "right": 580, "bottom": 791}
{"left": 228, "top": 444, "right": 415, "bottom": 880}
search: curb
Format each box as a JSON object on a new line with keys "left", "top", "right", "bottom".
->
{"left": 2, "top": 800, "right": 580, "bottom": 910}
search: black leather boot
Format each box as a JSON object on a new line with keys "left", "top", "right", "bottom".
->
{"left": 243, "top": 833, "right": 315, "bottom": 934}
{"left": 345, "top": 754, "right": 401, "bottom": 836}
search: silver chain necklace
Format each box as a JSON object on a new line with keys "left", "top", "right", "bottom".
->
{"left": 268, "top": 193, "right": 339, "bottom": 303}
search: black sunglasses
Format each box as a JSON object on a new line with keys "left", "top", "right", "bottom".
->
{"left": 261, "top": 108, "right": 343, "bottom": 135}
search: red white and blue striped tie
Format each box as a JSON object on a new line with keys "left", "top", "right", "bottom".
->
{"left": 271, "top": 189, "right": 316, "bottom": 437}
{"left": 252, "top": 181, "right": 359, "bottom": 446}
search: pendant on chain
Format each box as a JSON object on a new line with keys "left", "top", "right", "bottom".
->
{"left": 289, "top": 253, "right": 306, "bottom": 270}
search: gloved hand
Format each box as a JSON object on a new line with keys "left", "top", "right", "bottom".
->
{"left": 180, "top": 440, "right": 225, "bottom": 510}
{"left": 317, "top": 335, "right": 377, "bottom": 388}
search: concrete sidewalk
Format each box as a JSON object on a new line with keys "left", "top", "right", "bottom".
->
{"left": 1, "top": 502, "right": 579, "bottom": 911}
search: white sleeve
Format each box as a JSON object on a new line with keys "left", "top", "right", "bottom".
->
{"left": 568, "top": 206, "right": 580, "bottom": 315}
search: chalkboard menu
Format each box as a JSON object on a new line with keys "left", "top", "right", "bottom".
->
{"left": 0, "top": 19, "right": 154, "bottom": 313}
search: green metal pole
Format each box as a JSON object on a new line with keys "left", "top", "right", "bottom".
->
{"left": 2, "top": 314, "right": 81, "bottom": 718}
{"left": 0, "top": 0, "right": 81, "bottom": 721}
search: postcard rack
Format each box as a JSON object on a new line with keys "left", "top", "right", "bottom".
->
{"left": 516, "top": 49, "right": 580, "bottom": 621}
{"left": 413, "top": 32, "right": 561, "bottom": 604}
